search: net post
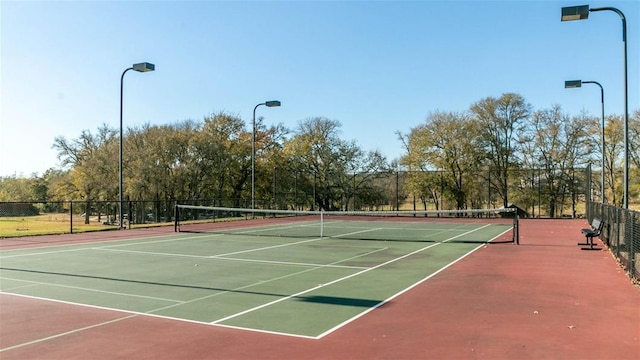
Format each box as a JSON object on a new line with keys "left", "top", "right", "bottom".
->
{"left": 320, "top": 210, "right": 324, "bottom": 238}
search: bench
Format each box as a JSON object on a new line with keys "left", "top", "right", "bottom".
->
{"left": 579, "top": 217, "right": 603, "bottom": 250}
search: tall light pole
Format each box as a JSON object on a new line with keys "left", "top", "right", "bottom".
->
{"left": 252, "top": 100, "right": 281, "bottom": 211}
{"left": 565, "top": 79, "right": 606, "bottom": 203}
{"left": 562, "top": 4, "right": 629, "bottom": 208}
{"left": 120, "top": 62, "right": 155, "bottom": 229}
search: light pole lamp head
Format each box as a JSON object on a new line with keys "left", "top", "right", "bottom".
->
{"left": 132, "top": 62, "right": 155, "bottom": 72}
{"left": 562, "top": 5, "right": 589, "bottom": 21}
{"left": 565, "top": 80, "right": 583, "bottom": 88}
{"left": 265, "top": 100, "right": 281, "bottom": 107}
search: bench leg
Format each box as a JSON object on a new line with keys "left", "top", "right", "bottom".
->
{"left": 578, "top": 235, "right": 591, "bottom": 246}
{"left": 580, "top": 236, "right": 601, "bottom": 251}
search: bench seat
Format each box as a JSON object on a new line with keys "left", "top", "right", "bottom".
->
{"left": 579, "top": 218, "right": 603, "bottom": 250}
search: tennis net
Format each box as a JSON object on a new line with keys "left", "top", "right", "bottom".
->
{"left": 174, "top": 205, "right": 519, "bottom": 244}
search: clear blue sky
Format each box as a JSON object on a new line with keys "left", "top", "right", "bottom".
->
{"left": 1, "top": 0, "right": 638, "bottom": 177}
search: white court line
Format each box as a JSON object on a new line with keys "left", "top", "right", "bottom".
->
{"left": 92, "top": 233, "right": 357, "bottom": 260}
{"left": 0, "top": 276, "right": 183, "bottom": 303}
{"left": 93, "top": 247, "right": 371, "bottom": 270}
{"left": 216, "top": 256, "right": 370, "bottom": 270}
{"left": 94, "top": 248, "right": 210, "bottom": 259}
{"left": 0, "top": 247, "right": 87, "bottom": 259}
{"left": 210, "top": 224, "right": 491, "bottom": 325}
{"left": 207, "top": 227, "right": 383, "bottom": 258}
{"left": 96, "top": 233, "right": 224, "bottom": 248}
{"left": 0, "top": 282, "right": 39, "bottom": 292}
{"left": 229, "top": 221, "right": 320, "bottom": 235}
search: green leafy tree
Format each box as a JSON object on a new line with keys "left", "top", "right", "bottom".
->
{"left": 53, "top": 125, "right": 117, "bottom": 222}
{"left": 0, "top": 176, "right": 34, "bottom": 201}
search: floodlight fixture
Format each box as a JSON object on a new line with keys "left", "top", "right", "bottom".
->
{"left": 132, "top": 62, "right": 155, "bottom": 72}
{"left": 564, "top": 80, "right": 582, "bottom": 88}
{"left": 561, "top": 5, "right": 590, "bottom": 21}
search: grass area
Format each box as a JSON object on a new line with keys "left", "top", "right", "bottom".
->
{"left": 0, "top": 213, "right": 178, "bottom": 238}
{"left": 0, "top": 214, "right": 118, "bottom": 237}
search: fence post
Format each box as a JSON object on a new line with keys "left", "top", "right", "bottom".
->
{"left": 586, "top": 164, "right": 592, "bottom": 220}
{"left": 630, "top": 212, "right": 637, "bottom": 280}
{"left": 396, "top": 171, "right": 399, "bottom": 211}
{"left": 174, "top": 203, "right": 178, "bottom": 232}
{"left": 69, "top": 201, "right": 73, "bottom": 234}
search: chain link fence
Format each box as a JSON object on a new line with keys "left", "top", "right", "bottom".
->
{"left": 584, "top": 164, "right": 639, "bottom": 283}
{"left": 262, "top": 167, "right": 589, "bottom": 217}
{"left": 586, "top": 202, "right": 640, "bottom": 283}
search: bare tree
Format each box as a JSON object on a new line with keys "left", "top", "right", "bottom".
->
{"left": 520, "top": 106, "right": 594, "bottom": 216}
{"left": 284, "top": 117, "right": 388, "bottom": 210}
{"left": 471, "top": 93, "right": 531, "bottom": 208}
{"left": 400, "top": 111, "right": 482, "bottom": 210}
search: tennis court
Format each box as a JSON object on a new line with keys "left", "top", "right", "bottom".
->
{"left": 0, "top": 210, "right": 513, "bottom": 339}
{"left": 1, "top": 217, "right": 639, "bottom": 359}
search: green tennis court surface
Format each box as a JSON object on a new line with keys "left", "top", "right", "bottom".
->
{"left": 0, "top": 219, "right": 512, "bottom": 338}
